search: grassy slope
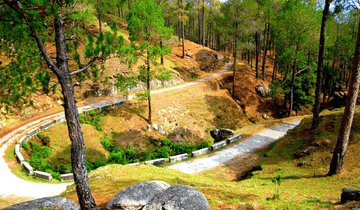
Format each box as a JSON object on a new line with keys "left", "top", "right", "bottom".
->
{"left": 57, "top": 108, "right": 360, "bottom": 209}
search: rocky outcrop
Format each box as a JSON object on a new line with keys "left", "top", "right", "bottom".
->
{"left": 143, "top": 185, "right": 210, "bottom": 210}
{"left": 106, "top": 181, "right": 170, "bottom": 210}
{"left": 2, "top": 197, "right": 80, "bottom": 210}
{"left": 106, "top": 181, "right": 209, "bottom": 210}
{"left": 341, "top": 188, "right": 360, "bottom": 204}
{"left": 255, "top": 83, "right": 271, "bottom": 97}
{"left": 210, "top": 128, "right": 235, "bottom": 142}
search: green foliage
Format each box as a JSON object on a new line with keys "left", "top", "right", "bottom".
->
{"left": 161, "top": 138, "right": 170, "bottom": 146}
{"left": 22, "top": 142, "right": 30, "bottom": 151}
{"left": 29, "top": 142, "right": 52, "bottom": 172}
{"left": 79, "top": 110, "right": 105, "bottom": 131}
{"left": 101, "top": 134, "right": 115, "bottom": 152}
{"left": 108, "top": 149, "right": 127, "bottom": 165}
{"left": 197, "top": 141, "right": 210, "bottom": 149}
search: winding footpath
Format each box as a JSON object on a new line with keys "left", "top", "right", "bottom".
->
{"left": 0, "top": 62, "right": 302, "bottom": 199}
{"left": 167, "top": 119, "right": 302, "bottom": 174}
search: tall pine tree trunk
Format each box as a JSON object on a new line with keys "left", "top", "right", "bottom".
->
{"left": 54, "top": 16, "right": 96, "bottom": 210}
{"left": 255, "top": 32, "right": 259, "bottom": 78}
{"left": 312, "top": 0, "right": 331, "bottom": 129}
{"left": 198, "top": 4, "right": 201, "bottom": 45}
{"left": 147, "top": 50, "right": 152, "bottom": 123}
{"left": 181, "top": 0, "right": 185, "bottom": 58}
{"left": 329, "top": 15, "right": 360, "bottom": 175}
{"left": 261, "top": 24, "right": 270, "bottom": 80}
{"left": 233, "top": 22, "right": 238, "bottom": 99}
{"left": 202, "top": 0, "right": 205, "bottom": 47}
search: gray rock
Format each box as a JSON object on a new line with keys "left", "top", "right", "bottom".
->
{"left": 158, "top": 125, "right": 166, "bottom": 135}
{"left": 153, "top": 123, "right": 159, "bottom": 131}
{"left": 147, "top": 124, "right": 152, "bottom": 132}
{"left": 262, "top": 114, "right": 270, "bottom": 120}
{"left": 255, "top": 83, "right": 271, "bottom": 97}
{"left": 341, "top": 188, "right": 360, "bottom": 204}
{"left": 143, "top": 185, "right": 210, "bottom": 210}
{"left": 2, "top": 197, "right": 80, "bottom": 210}
{"left": 106, "top": 181, "right": 170, "bottom": 210}
{"left": 210, "top": 128, "right": 235, "bottom": 142}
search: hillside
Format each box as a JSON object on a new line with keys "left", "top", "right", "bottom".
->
{"left": 1, "top": 8, "right": 351, "bottom": 210}
{"left": 53, "top": 108, "right": 360, "bottom": 210}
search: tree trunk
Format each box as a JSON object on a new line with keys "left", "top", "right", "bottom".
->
{"left": 233, "top": 22, "right": 238, "bottom": 99}
{"left": 288, "top": 58, "right": 296, "bottom": 117}
{"left": 54, "top": 16, "right": 96, "bottom": 210}
{"left": 181, "top": 0, "right": 185, "bottom": 59}
{"left": 329, "top": 15, "right": 360, "bottom": 175}
{"left": 202, "top": 0, "right": 205, "bottom": 47}
{"left": 98, "top": 14, "right": 102, "bottom": 33}
{"left": 255, "top": 32, "right": 259, "bottom": 78}
{"left": 261, "top": 24, "right": 270, "bottom": 80}
{"left": 198, "top": 4, "right": 201, "bottom": 45}
{"left": 160, "top": 39, "right": 164, "bottom": 65}
{"left": 312, "top": 0, "right": 331, "bottom": 129}
{"left": 147, "top": 50, "right": 152, "bottom": 124}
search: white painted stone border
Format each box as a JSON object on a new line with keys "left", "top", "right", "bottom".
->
{"left": 9, "top": 62, "right": 236, "bottom": 182}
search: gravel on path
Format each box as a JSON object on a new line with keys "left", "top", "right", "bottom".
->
{"left": 166, "top": 119, "right": 302, "bottom": 174}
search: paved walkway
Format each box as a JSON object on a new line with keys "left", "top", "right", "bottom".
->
{"left": 0, "top": 62, "right": 232, "bottom": 198}
{"left": 167, "top": 119, "right": 302, "bottom": 174}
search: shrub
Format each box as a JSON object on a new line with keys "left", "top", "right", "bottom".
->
{"left": 161, "top": 138, "right": 170, "bottom": 146}
{"left": 101, "top": 134, "right": 115, "bottom": 152}
{"left": 86, "top": 160, "right": 94, "bottom": 172}
{"left": 158, "top": 146, "right": 170, "bottom": 158}
{"left": 197, "top": 141, "right": 210, "bottom": 149}
{"left": 125, "top": 149, "right": 136, "bottom": 160}
{"left": 57, "top": 164, "right": 72, "bottom": 174}
{"left": 22, "top": 142, "right": 29, "bottom": 151}
{"left": 108, "top": 150, "right": 127, "bottom": 165}
{"left": 94, "top": 160, "right": 106, "bottom": 168}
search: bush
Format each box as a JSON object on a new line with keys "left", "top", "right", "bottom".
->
{"left": 22, "top": 142, "right": 29, "bottom": 151}
{"left": 86, "top": 160, "right": 94, "bottom": 172}
{"left": 101, "top": 134, "right": 115, "bottom": 152}
{"left": 57, "top": 164, "right": 72, "bottom": 174}
{"left": 108, "top": 149, "right": 127, "bottom": 165}
{"left": 158, "top": 146, "right": 170, "bottom": 158}
{"left": 197, "top": 141, "right": 210, "bottom": 149}
{"left": 161, "top": 138, "right": 170, "bottom": 146}
{"left": 94, "top": 160, "right": 106, "bottom": 168}
{"left": 125, "top": 149, "right": 136, "bottom": 160}
{"left": 37, "top": 132, "right": 50, "bottom": 146}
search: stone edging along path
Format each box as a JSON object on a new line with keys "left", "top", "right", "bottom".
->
{"left": 167, "top": 119, "right": 302, "bottom": 174}
{"left": 0, "top": 62, "right": 232, "bottom": 198}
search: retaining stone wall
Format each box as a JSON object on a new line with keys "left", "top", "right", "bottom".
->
{"left": 12, "top": 96, "right": 242, "bottom": 182}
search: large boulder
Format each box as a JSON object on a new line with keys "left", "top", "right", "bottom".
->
{"left": 143, "top": 185, "right": 210, "bottom": 210}
{"left": 195, "top": 49, "right": 221, "bottom": 72}
{"left": 341, "top": 188, "right": 360, "bottom": 204}
{"left": 255, "top": 83, "right": 271, "bottom": 97}
{"left": 210, "top": 128, "right": 235, "bottom": 142}
{"left": 2, "top": 197, "right": 80, "bottom": 210}
{"left": 106, "top": 181, "right": 170, "bottom": 210}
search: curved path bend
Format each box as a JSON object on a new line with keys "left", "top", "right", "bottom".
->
{"left": 167, "top": 119, "right": 302, "bottom": 174}
{"left": 0, "top": 62, "right": 232, "bottom": 198}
